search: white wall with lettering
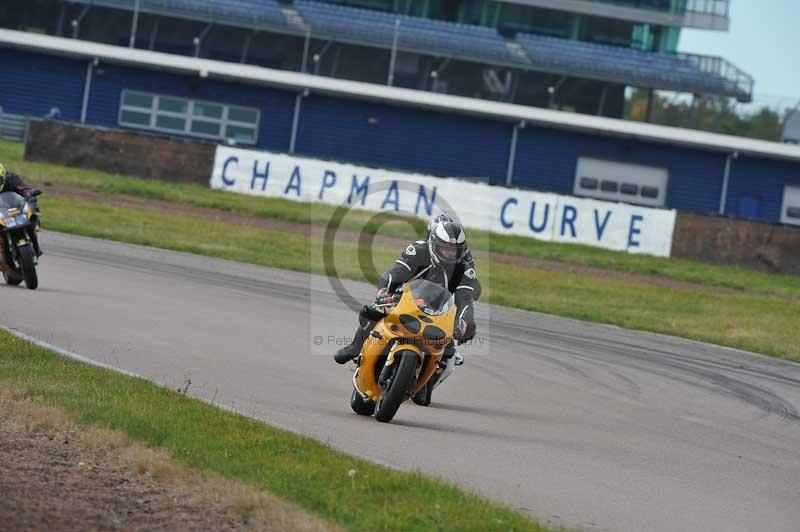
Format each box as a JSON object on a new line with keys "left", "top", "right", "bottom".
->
{"left": 211, "top": 146, "right": 677, "bottom": 257}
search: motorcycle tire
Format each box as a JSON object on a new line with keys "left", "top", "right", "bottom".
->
{"left": 350, "top": 387, "right": 376, "bottom": 416}
{"left": 3, "top": 271, "right": 23, "bottom": 286}
{"left": 374, "top": 350, "right": 418, "bottom": 423}
{"left": 18, "top": 245, "right": 38, "bottom": 290}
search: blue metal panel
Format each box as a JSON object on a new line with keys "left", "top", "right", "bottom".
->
{"left": 514, "top": 125, "right": 728, "bottom": 214}
{"left": 726, "top": 156, "right": 800, "bottom": 222}
{"left": 86, "top": 64, "right": 296, "bottom": 151}
{"left": 736, "top": 195, "right": 760, "bottom": 219}
{"left": 0, "top": 50, "right": 85, "bottom": 121}
{"left": 295, "top": 94, "right": 511, "bottom": 181}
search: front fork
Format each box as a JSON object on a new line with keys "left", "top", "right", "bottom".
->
{"left": 378, "top": 344, "right": 424, "bottom": 394}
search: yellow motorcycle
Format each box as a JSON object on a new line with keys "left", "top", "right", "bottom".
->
{"left": 349, "top": 279, "right": 456, "bottom": 423}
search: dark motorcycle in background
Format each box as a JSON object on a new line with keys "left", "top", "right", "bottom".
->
{"left": 0, "top": 189, "right": 42, "bottom": 290}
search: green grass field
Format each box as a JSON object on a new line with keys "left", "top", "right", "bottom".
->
{"left": 0, "top": 331, "right": 552, "bottom": 531}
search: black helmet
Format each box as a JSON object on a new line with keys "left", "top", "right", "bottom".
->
{"left": 427, "top": 214, "right": 452, "bottom": 237}
{"left": 428, "top": 218, "right": 466, "bottom": 266}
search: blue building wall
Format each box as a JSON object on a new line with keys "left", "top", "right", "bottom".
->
{"left": 726, "top": 155, "right": 800, "bottom": 222}
{"left": 515, "top": 126, "right": 728, "bottom": 215}
{"left": 0, "top": 50, "right": 86, "bottom": 122}
{"left": 296, "top": 94, "right": 511, "bottom": 181}
{"left": 2, "top": 48, "right": 799, "bottom": 224}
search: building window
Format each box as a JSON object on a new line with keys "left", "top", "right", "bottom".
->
{"left": 118, "top": 91, "right": 259, "bottom": 144}
{"left": 620, "top": 183, "right": 639, "bottom": 196}
{"left": 641, "top": 186, "right": 659, "bottom": 199}
{"left": 600, "top": 180, "right": 619, "bottom": 193}
{"left": 787, "top": 207, "right": 800, "bottom": 219}
{"left": 579, "top": 177, "right": 599, "bottom": 190}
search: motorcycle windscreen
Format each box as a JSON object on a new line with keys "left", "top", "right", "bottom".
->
{"left": 408, "top": 279, "right": 453, "bottom": 316}
{"left": 0, "top": 192, "right": 25, "bottom": 210}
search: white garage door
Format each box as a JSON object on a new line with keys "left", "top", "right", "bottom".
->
{"left": 574, "top": 157, "right": 669, "bottom": 207}
{"left": 781, "top": 185, "right": 800, "bottom": 226}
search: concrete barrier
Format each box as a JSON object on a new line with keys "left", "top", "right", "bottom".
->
{"left": 672, "top": 212, "right": 800, "bottom": 276}
{"left": 24, "top": 120, "right": 214, "bottom": 184}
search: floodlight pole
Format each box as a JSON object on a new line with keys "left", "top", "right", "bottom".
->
{"left": 129, "top": 0, "right": 141, "bottom": 48}
{"left": 719, "top": 151, "right": 738, "bottom": 215}
{"left": 193, "top": 24, "right": 213, "bottom": 58}
{"left": 505, "top": 121, "right": 525, "bottom": 186}
{"left": 241, "top": 30, "right": 255, "bottom": 63}
{"left": 81, "top": 58, "right": 98, "bottom": 124}
{"left": 147, "top": 17, "right": 161, "bottom": 50}
{"left": 301, "top": 29, "right": 311, "bottom": 73}
{"left": 289, "top": 90, "right": 308, "bottom": 154}
{"left": 71, "top": 5, "right": 90, "bottom": 39}
{"left": 387, "top": 18, "right": 400, "bottom": 86}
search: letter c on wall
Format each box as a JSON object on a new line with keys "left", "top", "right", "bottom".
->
{"left": 221, "top": 156, "right": 238, "bottom": 186}
{"left": 500, "top": 197, "right": 518, "bottom": 229}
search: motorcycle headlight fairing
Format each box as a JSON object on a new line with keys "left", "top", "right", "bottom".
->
{"left": 1, "top": 214, "right": 29, "bottom": 228}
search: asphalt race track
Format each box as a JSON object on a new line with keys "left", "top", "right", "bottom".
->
{"left": 4, "top": 232, "right": 800, "bottom": 532}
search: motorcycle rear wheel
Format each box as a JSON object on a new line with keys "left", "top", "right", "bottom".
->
{"left": 374, "top": 351, "right": 418, "bottom": 423}
{"left": 412, "top": 383, "right": 432, "bottom": 406}
{"left": 18, "top": 245, "right": 38, "bottom": 290}
{"left": 350, "top": 388, "right": 376, "bottom": 416}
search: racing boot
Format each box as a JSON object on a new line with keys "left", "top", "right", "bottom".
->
{"left": 441, "top": 342, "right": 464, "bottom": 365}
{"left": 334, "top": 316, "right": 376, "bottom": 364}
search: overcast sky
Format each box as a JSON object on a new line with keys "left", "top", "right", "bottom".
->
{"left": 679, "top": 0, "right": 799, "bottom": 108}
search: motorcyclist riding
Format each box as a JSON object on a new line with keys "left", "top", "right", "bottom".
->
{"left": 335, "top": 215, "right": 480, "bottom": 399}
{"left": 0, "top": 163, "right": 42, "bottom": 257}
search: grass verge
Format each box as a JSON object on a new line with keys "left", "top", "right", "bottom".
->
{"left": 0, "top": 387, "right": 337, "bottom": 531}
{"left": 0, "top": 330, "right": 551, "bottom": 531}
{"left": 41, "top": 194, "right": 800, "bottom": 361}
{"left": 4, "top": 139, "right": 800, "bottom": 299}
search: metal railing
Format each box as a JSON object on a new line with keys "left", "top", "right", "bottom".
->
{"left": 679, "top": 51, "right": 754, "bottom": 101}
{"left": 0, "top": 108, "right": 27, "bottom": 142}
{"left": 590, "top": 0, "right": 729, "bottom": 17}
{"left": 685, "top": 0, "right": 729, "bottom": 17}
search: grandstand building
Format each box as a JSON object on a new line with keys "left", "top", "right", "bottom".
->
{"left": 2, "top": 0, "right": 751, "bottom": 118}
{"left": 1, "top": 2, "right": 797, "bottom": 227}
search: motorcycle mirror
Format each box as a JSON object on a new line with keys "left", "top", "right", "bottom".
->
{"left": 30, "top": 189, "right": 43, "bottom": 197}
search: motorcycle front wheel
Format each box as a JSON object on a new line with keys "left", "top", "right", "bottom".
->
{"left": 374, "top": 350, "right": 418, "bottom": 423}
{"left": 17, "top": 245, "right": 38, "bottom": 290}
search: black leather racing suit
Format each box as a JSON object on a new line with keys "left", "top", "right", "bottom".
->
{"left": 377, "top": 240, "right": 480, "bottom": 342}
{"left": 1, "top": 171, "right": 34, "bottom": 197}
{"left": 2, "top": 171, "right": 41, "bottom": 256}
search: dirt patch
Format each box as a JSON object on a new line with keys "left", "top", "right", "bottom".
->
{"left": 0, "top": 391, "right": 337, "bottom": 532}
{"left": 41, "top": 183, "right": 752, "bottom": 297}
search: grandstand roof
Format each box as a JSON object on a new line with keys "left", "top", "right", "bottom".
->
{"left": 66, "top": 0, "right": 751, "bottom": 101}
{"left": 1, "top": 29, "right": 797, "bottom": 163}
